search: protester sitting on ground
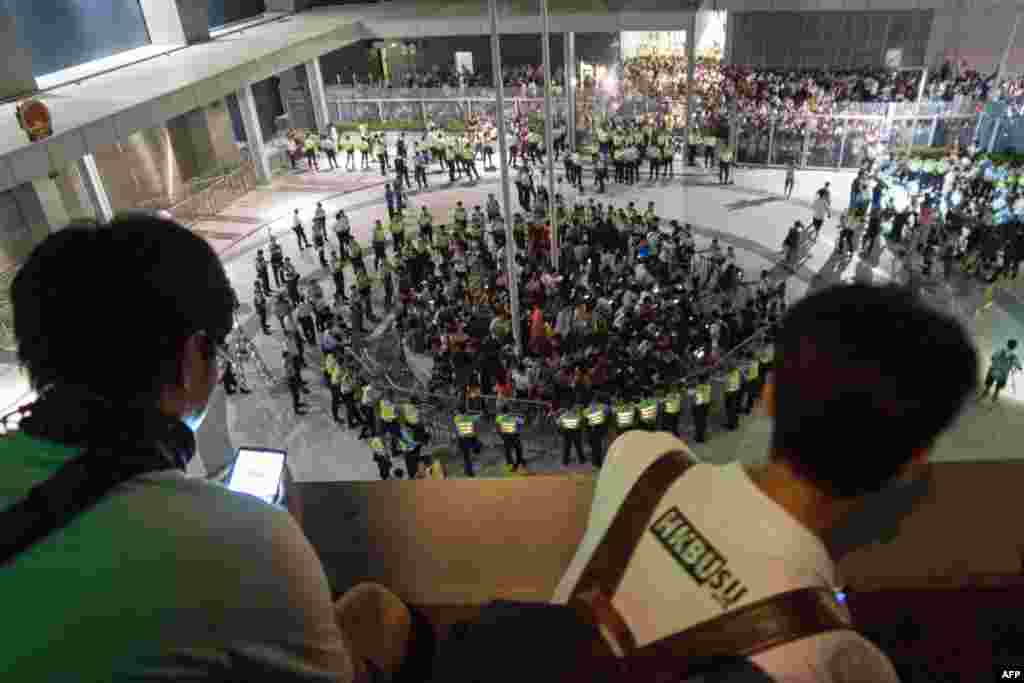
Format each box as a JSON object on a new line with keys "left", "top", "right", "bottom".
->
{"left": 1, "top": 215, "right": 416, "bottom": 682}
{"left": 550, "top": 283, "right": 977, "bottom": 681}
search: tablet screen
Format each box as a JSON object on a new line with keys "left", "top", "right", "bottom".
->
{"left": 227, "top": 448, "right": 287, "bottom": 503}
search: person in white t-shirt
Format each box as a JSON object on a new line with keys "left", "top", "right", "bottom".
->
{"left": 553, "top": 283, "right": 978, "bottom": 682}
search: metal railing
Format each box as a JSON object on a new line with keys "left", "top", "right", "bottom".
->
{"left": 136, "top": 161, "right": 258, "bottom": 227}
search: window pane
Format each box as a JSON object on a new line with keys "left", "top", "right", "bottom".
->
{"left": 14, "top": 0, "right": 151, "bottom": 77}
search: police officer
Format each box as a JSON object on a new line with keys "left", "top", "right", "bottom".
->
{"left": 394, "top": 422, "right": 423, "bottom": 478}
{"left": 637, "top": 394, "right": 660, "bottom": 432}
{"left": 372, "top": 219, "right": 390, "bottom": 271}
{"left": 613, "top": 396, "right": 636, "bottom": 436}
{"left": 584, "top": 397, "right": 610, "bottom": 467}
{"left": 740, "top": 351, "right": 761, "bottom": 415}
{"left": 390, "top": 210, "right": 406, "bottom": 254}
{"left": 756, "top": 332, "right": 775, "bottom": 402}
{"left": 253, "top": 282, "right": 271, "bottom": 335}
{"left": 358, "top": 382, "right": 378, "bottom": 439}
{"left": 292, "top": 209, "right": 311, "bottom": 250}
{"left": 377, "top": 389, "right": 400, "bottom": 444}
{"left": 368, "top": 436, "right": 392, "bottom": 479}
{"left": 723, "top": 363, "right": 743, "bottom": 430}
{"left": 453, "top": 406, "right": 481, "bottom": 477}
{"left": 660, "top": 384, "right": 682, "bottom": 436}
{"left": 323, "top": 351, "right": 344, "bottom": 425}
{"left": 336, "top": 362, "right": 359, "bottom": 428}
{"left": 284, "top": 349, "right": 309, "bottom": 416}
{"left": 269, "top": 237, "right": 285, "bottom": 288}
{"left": 558, "top": 403, "right": 586, "bottom": 466}
{"left": 689, "top": 372, "right": 712, "bottom": 443}
{"left": 355, "top": 267, "right": 374, "bottom": 322}
{"left": 452, "top": 201, "right": 468, "bottom": 231}
{"left": 255, "top": 249, "right": 272, "bottom": 293}
{"left": 496, "top": 411, "right": 526, "bottom": 473}
{"left": 419, "top": 206, "right": 434, "bottom": 246}
{"left": 283, "top": 257, "right": 301, "bottom": 305}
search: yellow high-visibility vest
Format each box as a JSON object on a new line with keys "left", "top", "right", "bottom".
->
{"left": 726, "top": 369, "right": 742, "bottom": 393}
{"left": 361, "top": 386, "right": 375, "bottom": 406}
{"left": 745, "top": 360, "right": 760, "bottom": 381}
{"left": 693, "top": 384, "right": 712, "bottom": 406}
{"left": 455, "top": 414, "right": 476, "bottom": 436}
{"left": 760, "top": 345, "right": 774, "bottom": 363}
{"left": 368, "top": 437, "right": 387, "bottom": 454}
{"left": 560, "top": 411, "right": 581, "bottom": 430}
{"left": 664, "top": 393, "right": 682, "bottom": 414}
{"left": 401, "top": 403, "right": 419, "bottom": 424}
{"left": 379, "top": 400, "right": 397, "bottom": 422}
{"left": 615, "top": 405, "right": 635, "bottom": 428}
{"left": 586, "top": 406, "right": 607, "bottom": 426}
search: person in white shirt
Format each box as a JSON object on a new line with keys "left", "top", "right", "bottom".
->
{"left": 553, "top": 283, "right": 978, "bottom": 682}
{"left": 811, "top": 192, "right": 830, "bottom": 240}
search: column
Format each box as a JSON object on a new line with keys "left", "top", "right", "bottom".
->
{"left": 564, "top": 31, "right": 576, "bottom": 152}
{"left": 685, "top": 13, "right": 697, "bottom": 166}
{"left": 541, "top": 0, "right": 558, "bottom": 271}
{"left": 237, "top": 85, "right": 273, "bottom": 184}
{"left": 138, "top": 0, "right": 210, "bottom": 44}
{"left": 489, "top": 0, "right": 521, "bottom": 357}
{"left": 77, "top": 154, "right": 114, "bottom": 224}
{"left": 0, "top": 12, "right": 37, "bottom": 101}
{"left": 306, "top": 57, "right": 332, "bottom": 134}
{"left": 998, "top": 11, "right": 1023, "bottom": 82}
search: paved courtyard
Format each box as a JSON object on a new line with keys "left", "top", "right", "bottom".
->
{"left": 186, "top": 160, "right": 1024, "bottom": 480}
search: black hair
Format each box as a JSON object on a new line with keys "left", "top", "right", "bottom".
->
{"left": 1009, "top": 339, "right": 1018, "bottom": 350}
{"left": 771, "top": 284, "right": 977, "bottom": 498}
{"left": 12, "top": 216, "right": 235, "bottom": 402}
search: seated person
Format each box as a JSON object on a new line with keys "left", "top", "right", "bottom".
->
{"left": 552, "top": 283, "right": 976, "bottom": 681}
{"left": 1, "top": 216, "right": 415, "bottom": 682}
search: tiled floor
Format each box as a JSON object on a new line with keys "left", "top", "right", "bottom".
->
{"left": 193, "top": 160, "right": 1024, "bottom": 480}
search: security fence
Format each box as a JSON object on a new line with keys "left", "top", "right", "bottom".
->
{"left": 136, "top": 160, "right": 259, "bottom": 227}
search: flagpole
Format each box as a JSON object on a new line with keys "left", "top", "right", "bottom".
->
{"left": 489, "top": 0, "right": 521, "bottom": 357}
{"left": 541, "top": 0, "right": 558, "bottom": 272}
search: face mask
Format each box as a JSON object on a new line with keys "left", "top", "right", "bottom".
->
{"left": 181, "top": 402, "right": 210, "bottom": 434}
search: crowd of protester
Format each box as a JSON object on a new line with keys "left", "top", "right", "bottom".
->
{"left": 845, "top": 146, "right": 1024, "bottom": 284}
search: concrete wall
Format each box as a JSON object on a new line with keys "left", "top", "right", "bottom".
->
{"left": 91, "top": 101, "right": 242, "bottom": 214}
{"left": 924, "top": 0, "right": 1024, "bottom": 75}
{"left": 729, "top": 10, "right": 933, "bottom": 69}
{"left": 0, "top": 178, "right": 73, "bottom": 273}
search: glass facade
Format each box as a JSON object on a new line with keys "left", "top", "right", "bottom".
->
{"left": 6, "top": 0, "right": 151, "bottom": 77}
{"left": 208, "top": 0, "right": 266, "bottom": 30}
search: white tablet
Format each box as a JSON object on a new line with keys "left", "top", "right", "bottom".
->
{"left": 227, "top": 447, "right": 287, "bottom": 504}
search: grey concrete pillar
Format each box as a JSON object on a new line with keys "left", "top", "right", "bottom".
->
{"left": 237, "top": 85, "right": 273, "bottom": 184}
{"left": 306, "top": 57, "right": 332, "bottom": 134}
{"left": 77, "top": 154, "right": 114, "bottom": 224}
{"left": 139, "top": 0, "right": 210, "bottom": 44}
{"left": 564, "top": 31, "right": 576, "bottom": 151}
{"left": 0, "top": 12, "right": 37, "bottom": 101}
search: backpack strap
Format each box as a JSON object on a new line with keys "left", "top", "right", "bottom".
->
{"left": 565, "top": 450, "right": 854, "bottom": 680}
{"left": 567, "top": 450, "right": 696, "bottom": 654}
{"left": 627, "top": 586, "right": 853, "bottom": 681}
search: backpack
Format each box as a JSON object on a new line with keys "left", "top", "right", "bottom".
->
{"left": 430, "top": 450, "right": 854, "bottom": 682}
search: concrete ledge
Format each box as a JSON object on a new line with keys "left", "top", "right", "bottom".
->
{"left": 296, "top": 461, "right": 1024, "bottom": 605}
